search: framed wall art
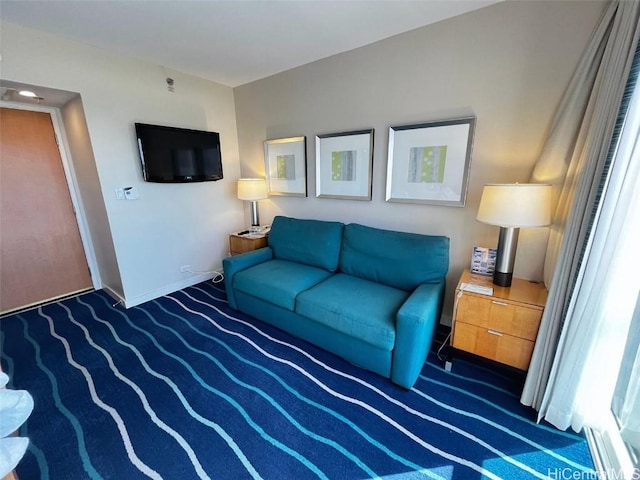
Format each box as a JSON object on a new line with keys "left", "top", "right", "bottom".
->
{"left": 315, "top": 129, "right": 374, "bottom": 200}
{"left": 385, "top": 117, "right": 476, "bottom": 207}
{"left": 264, "top": 136, "right": 307, "bottom": 196}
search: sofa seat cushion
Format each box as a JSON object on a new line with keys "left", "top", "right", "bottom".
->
{"left": 296, "top": 273, "right": 409, "bottom": 350}
{"left": 234, "top": 259, "right": 332, "bottom": 311}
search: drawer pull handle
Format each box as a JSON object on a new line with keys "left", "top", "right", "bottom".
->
{"left": 487, "top": 330, "right": 503, "bottom": 337}
{"left": 492, "top": 301, "right": 508, "bottom": 306}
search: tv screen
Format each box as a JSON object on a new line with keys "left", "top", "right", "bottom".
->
{"left": 135, "top": 123, "right": 223, "bottom": 183}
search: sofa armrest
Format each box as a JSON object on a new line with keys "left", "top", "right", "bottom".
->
{"left": 391, "top": 279, "right": 445, "bottom": 389}
{"left": 222, "top": 247, "right": 273, "bottom": 309}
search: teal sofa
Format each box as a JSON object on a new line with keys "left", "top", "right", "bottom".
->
{"left": 223, "top": 216, "right": 449, "bottom": 389}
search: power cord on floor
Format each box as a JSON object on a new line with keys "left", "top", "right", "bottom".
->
{"left": 436, "top": 331, "right": 452, "bottom": 362}
{"left": 211, "top": 271, "right": 224, "bottom": 284}
{"left": 436, "top": 288, "right": 464, "bottom": 368}
{"left": 186, "top": 267, "right": 225, "bottom": 284}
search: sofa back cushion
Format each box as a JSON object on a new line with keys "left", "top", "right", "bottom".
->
{"left": 269, "top": 216, "right": 344, "bottom": 272}
{"left": 339, "top": 223, "right": 449, "bottom": 291}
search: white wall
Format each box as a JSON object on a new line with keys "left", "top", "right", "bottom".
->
{"left": 60, "top": 96, "right": 122, "bottom": 296}
{"left": 234, "top": 0, "right": 605, "bottom": 323}
{"left": 1, "top": 22, "right": 244, "bottom": 306}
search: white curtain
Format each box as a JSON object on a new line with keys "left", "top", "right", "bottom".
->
{"left": 612, "top": 292, "right": 640, "bottom": 450}
{"left": 539, "top": 66, "right": 640, "bottom": 431}
{"left": 521, "top": 0, "right": 640, "bottom": 412}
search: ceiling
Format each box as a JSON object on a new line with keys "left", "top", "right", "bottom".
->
{"left": 0, "top": 0, "right": 500, "bottom": 88}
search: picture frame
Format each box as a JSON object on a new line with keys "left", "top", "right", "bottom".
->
{"left": 264, "top": 136, "right": 307, "bottom": 197}
{"left": 315, "top": 129, "right": 374, "bottom": 200}
{"left": 385, "top": 117, "right": 476, "bottom": 207}
{"left": 471, "top": 246, "right": 497, "bottom": 276}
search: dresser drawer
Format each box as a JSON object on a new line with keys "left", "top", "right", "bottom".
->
{"left": 456, "top": 293, "right": 542, "bottom": 341}
{"left": 453, "top": 321, "right": 535, "bottom": 370}
{"left": 229, "top": 234, "right": 268, "bottom": 255}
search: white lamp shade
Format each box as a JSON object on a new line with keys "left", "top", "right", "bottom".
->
{"left": 477, "top": 184, "right": 552, "bottom": 228}
{"left": 237, "top": 178, "right": 268, "bottom": 201}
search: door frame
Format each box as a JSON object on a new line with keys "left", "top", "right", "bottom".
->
{"left": 1, "top": 101, "right": 101, "bottom": 290}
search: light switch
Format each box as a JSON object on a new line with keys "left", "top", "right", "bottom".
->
{"left": 115, "top": 188, "right": 125, "bottom": 200}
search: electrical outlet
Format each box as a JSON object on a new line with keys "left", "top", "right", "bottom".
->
{"left": 124, "top": 186, "right": 140, "bottom": 200}
{"left": 180, "top": 265, "right": 190, "bottom": 273}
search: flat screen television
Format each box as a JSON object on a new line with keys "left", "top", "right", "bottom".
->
{"left": 135, "top": 123, "right": 223, "bottom": 183}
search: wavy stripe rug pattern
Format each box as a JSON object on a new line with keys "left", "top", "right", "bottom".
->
{"left": 0, "top": 282, "right": 595, "bottom": 479}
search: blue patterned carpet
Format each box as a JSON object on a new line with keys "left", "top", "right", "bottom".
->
{"left": 0, "top": 282, "right": 595, "bottom": 479}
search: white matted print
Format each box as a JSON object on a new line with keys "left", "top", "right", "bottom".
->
{"left": 386, "top": 117, "right": 476, "bottom": 206}
{"left": 264, "top": 136, "right": 307, "bottom": 196}
{"left": 315, "top": 129, "right": 374, "bottom": 200}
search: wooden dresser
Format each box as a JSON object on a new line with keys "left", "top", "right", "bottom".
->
{"left": 451, "top": 269, "right": 548, "bottom": 371}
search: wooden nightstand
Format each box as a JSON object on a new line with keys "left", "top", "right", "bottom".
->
{"left": 229, "top": 233, "right": 268, "bottom": 255}
{"left": 451, "top": 269, "right": 548, "bottom": 371}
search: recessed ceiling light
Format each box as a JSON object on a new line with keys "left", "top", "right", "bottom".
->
{"left": 18, "top": 90, "right": 37, "bottom": 98}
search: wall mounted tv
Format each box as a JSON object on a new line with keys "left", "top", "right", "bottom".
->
{"left": 135, "top": 123, "right": 223, "bottom": 183}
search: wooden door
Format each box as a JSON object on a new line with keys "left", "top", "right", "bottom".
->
{"left": 0, "top": 107, "right": 92, "bottom": 313}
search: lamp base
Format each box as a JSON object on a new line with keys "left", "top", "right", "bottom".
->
{"left": 250, "top": 200, "right": 260, "bottom": 229}
{"left": 493, "top": 226, "right": 519, "bottom": 288}
{"left": 493, "top": 270, "right": 513, "bottom": 288}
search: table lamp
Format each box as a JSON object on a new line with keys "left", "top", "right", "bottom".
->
{"left": 237, "top": 178, "right": 268, "bottom": 231}
{"left": 477, "top": 183, "right": 551, "bottom": 287}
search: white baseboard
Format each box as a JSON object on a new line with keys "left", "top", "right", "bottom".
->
{"left": 122, "top": 271, "right": 220, "bottom": 309}
{"left": 102, "top": 283, "right": 126, "bottom": 307}
{"left": 439, "top": 312, "right": 453, "bottom": 327}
